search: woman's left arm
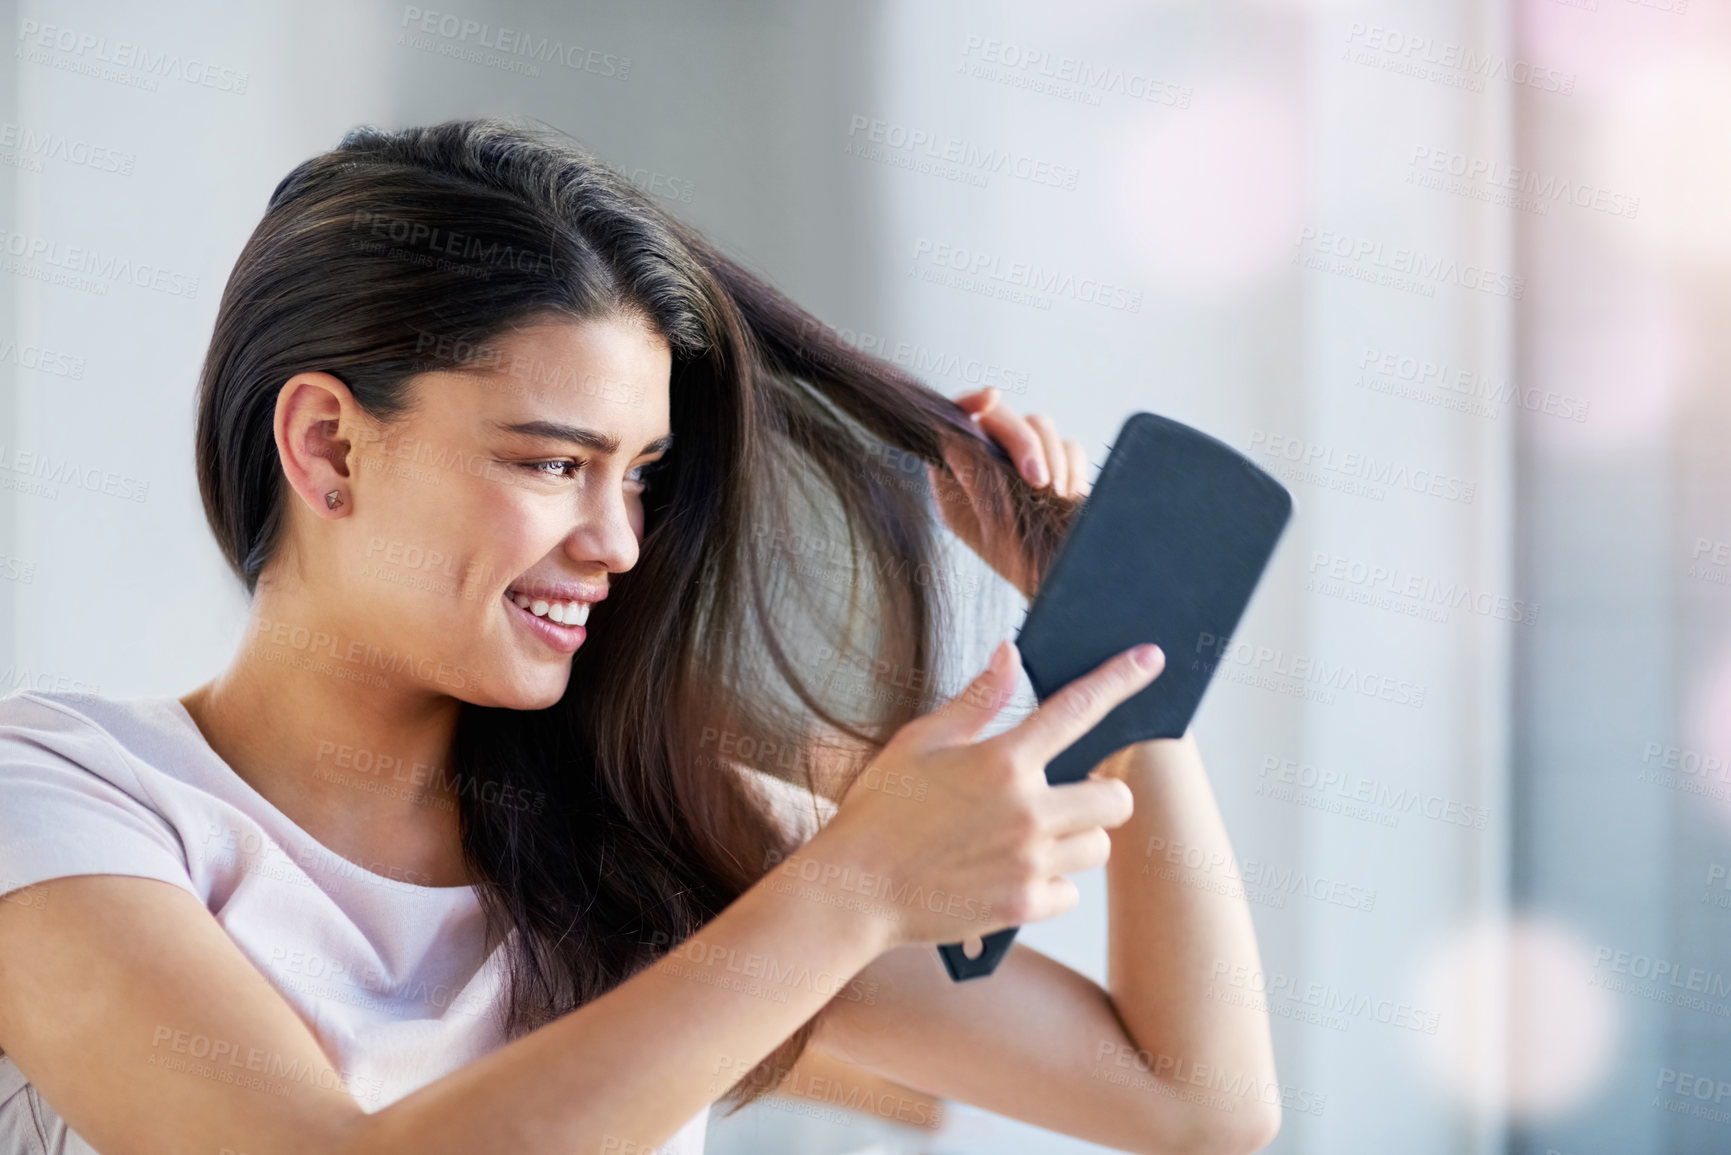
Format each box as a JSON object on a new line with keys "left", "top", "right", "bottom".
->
{"left": 813, "top": 389, "right": 1277, "bottom": 1153}
{"left": 809, "top": 735, "right": 1280, "bottom": 1155}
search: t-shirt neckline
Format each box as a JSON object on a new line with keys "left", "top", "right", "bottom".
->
{"left": 162, "top": 695, "right": 483, "bottom": 899}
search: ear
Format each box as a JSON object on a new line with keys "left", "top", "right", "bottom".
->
{"left": 274, "top": 372, "right": 360, "bottom": 518}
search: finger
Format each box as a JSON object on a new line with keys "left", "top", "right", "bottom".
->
{"left": 954, "top": 387, "right": 998, "bottom": 417}
{"left": 1063, "top": 440, "right": 1091, "bottom": 497}
{"left": 1045, "top": 827, "right": 1115, "bottom": 877}
{"left": 1026, "top": 415, "right": 1067, "bottom": 494}
{"left": 1040, "top": 776, "right": 1135, "bottom": 838}
{"left": 1022, "top": 876, "right": 1082, "bottom": 924}
{"left": 1002, "top": 644, "right": 1164, "bottom": 763}
{"left": 971, "top": 400, "right": 1048, "bottom": 488}
{"left": 927, "top": 445, "right": 986, "bottom": 539}
{"left": 917, "top": 639, "right": 1021, "bottom": 746}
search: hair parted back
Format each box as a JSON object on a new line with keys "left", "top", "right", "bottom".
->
{"left": 194, "top": 117, "right": 1077, "bottom": 1106}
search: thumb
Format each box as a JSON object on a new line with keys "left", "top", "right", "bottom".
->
{"left": 915, "top": 640, "right": 1021, "bottom": 747}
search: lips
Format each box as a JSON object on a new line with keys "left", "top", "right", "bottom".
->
{"left": 502, "top": 582, "right": 606, "bottom": 655}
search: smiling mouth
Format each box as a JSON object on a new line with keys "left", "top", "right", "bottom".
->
{"left": 505, "top": 591, "right": 592, "bottom": 627}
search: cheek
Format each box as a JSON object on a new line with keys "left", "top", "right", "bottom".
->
{"left": 475, "top": 483, "right": 568, "bottom": 568}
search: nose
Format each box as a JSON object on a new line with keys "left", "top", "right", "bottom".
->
{"left": 562, "top": 479, "right": 642, "bottom": 574}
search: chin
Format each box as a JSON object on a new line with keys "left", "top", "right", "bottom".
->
{"left": 489, "top": 670, "right": 573, "bottom": 712}
{"left": 447, "top": 654, "right": 572, "bottom": 711}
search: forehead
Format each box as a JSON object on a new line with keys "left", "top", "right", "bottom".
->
{"left": 415, "top": 314, "right": 672, "bottom": 437}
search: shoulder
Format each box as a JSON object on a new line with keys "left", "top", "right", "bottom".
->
{"left": 0, "top": 690, "right": 163, "bottom": 789}
{"left": 0, "top": 690, "right": 130, "bottom": 762}
{"left": 0, "top": 691, "right": 197, "bottom": 898}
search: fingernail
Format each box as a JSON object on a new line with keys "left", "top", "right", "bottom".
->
{"left": 1023, "top": 457, "right": 1048, "bottom": 486}
{"left": 1130, "top": 644, "right": 1162, "bottom": 672}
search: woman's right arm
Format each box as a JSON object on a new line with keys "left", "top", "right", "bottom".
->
{"left": 0, "top": 640, "right": 1159, "bottom": 1155}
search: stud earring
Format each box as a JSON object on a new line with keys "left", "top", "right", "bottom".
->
{"left": 325, "top": 490, "right": 344, "bottom": 511}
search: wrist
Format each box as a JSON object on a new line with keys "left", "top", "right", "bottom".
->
{"left": 1097, "top": 732, "right": 1196, "bottom": 778}
{"left": 756, "top": 827, "right": 902, "bottom": 959}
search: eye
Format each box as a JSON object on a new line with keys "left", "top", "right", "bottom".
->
{"left": 628, "top": 458, "right": 670, "bottom": 490}
{"left": 524, "top": 459, "right": 582, "bottom": 479}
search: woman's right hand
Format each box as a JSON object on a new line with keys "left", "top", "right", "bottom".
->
{"left": 786, "top": 638, "right": 1165, "bottom": 950}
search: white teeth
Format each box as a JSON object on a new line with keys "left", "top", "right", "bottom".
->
{"left": 509, "top": 592, "right": 590, "bottom": 627}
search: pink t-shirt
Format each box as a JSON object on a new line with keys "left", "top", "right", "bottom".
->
{"left": 0, "top": 691, "right": 710, "bottom": 1154}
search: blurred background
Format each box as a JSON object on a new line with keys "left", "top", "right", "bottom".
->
{"left": 1, "top": 0, "right": 1726, "bottom": 1151}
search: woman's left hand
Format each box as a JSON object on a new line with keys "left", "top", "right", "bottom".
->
{"left": 925, "top": 387, "right": 1091, "bottom": 599}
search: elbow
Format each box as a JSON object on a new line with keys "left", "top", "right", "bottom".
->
{"left": 1136, "top": 1101, "right": 1282, "bottom": 1155}
{"left": 1230, "top": 1101, "right": 1282, "bottom": 1154}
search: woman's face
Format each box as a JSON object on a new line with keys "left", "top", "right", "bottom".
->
{"left": 324, "top": 313, "right": 673, "bottom": 710}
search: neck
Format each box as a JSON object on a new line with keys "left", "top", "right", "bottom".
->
{"left": 180, "top": 586, "right": 471, "bottom": 889}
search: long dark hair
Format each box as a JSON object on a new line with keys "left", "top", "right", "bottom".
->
{"left": 194, "top": 118, "right": 1077, "bottom": 1106}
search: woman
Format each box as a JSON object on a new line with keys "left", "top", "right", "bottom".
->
{"left": 0, "top": 120, "right": 1277, "bottom": 1155}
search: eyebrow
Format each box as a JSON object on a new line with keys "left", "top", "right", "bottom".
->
{"left": 490, "top": 420, "right": 673, "bottom": 457}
